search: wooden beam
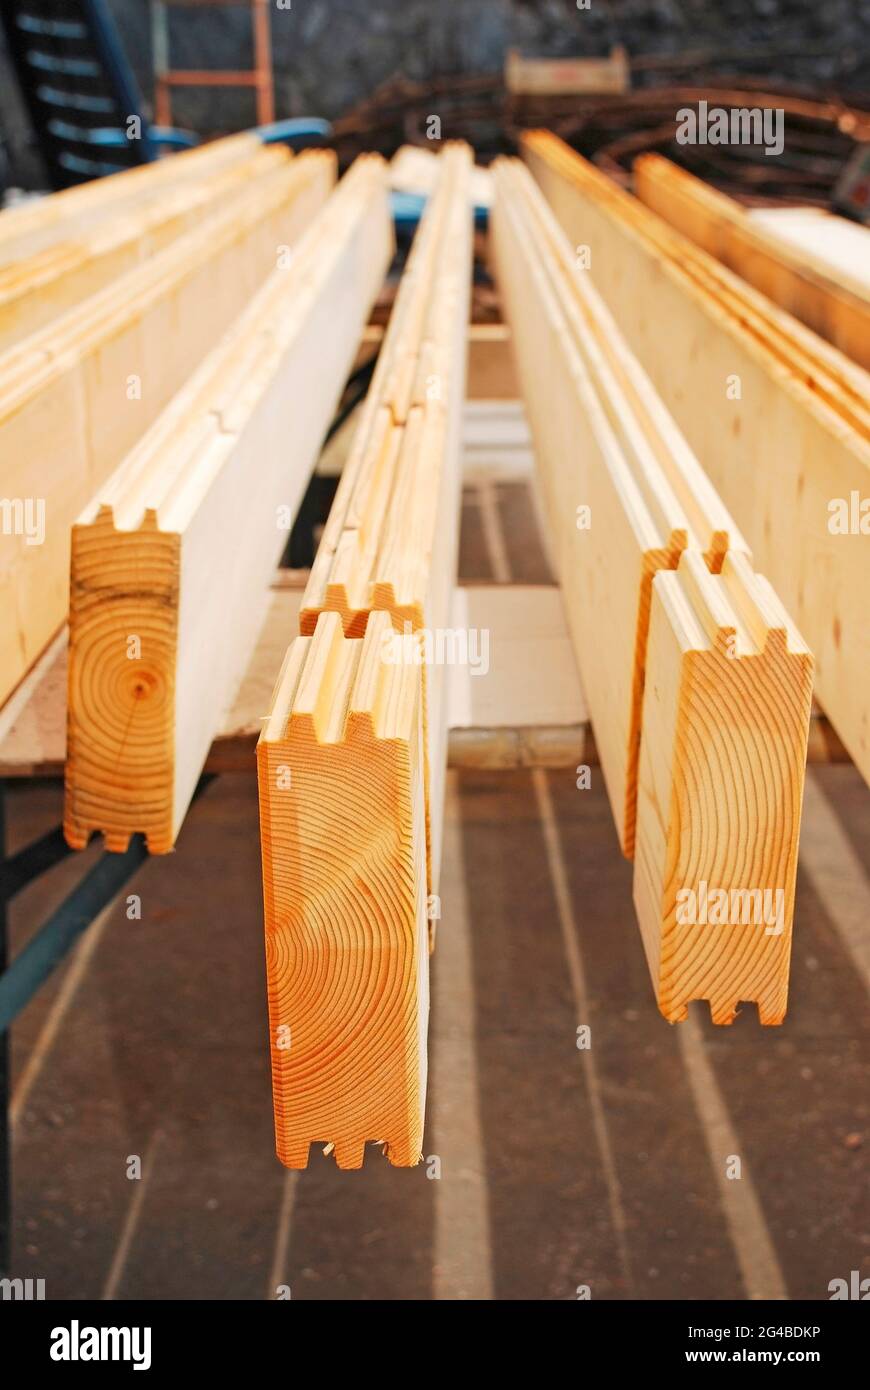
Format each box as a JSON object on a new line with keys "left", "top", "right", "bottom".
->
{"left": 0, "top": 151, "right": 334, "bottom": 710}
{"left": 491, "top": 157, "right": 747, "bottom": 856}
{"left": 493, "top": 154, "right": 815, "bottom": 1024}
{"left": 0, "top": 132, "right": 262, "bottom": 266}
{"left": 634, "top": 154, "right": 870, "bottom": 371}
{"left": 750, "top": 209, "right": 870, "bottom": 299}
{"left": 635, "top": 550, "right": 813, "bottom": 1025}
{"left": 523, "top": 131, "right": 870, "bottom": 790}
{"left": 300, "top": 142, "right": 473, "bottom": 890}
{"left": 257, "top": 144, "right": 473, "bottom": 1169}
{"left": 0, "top": 146, "right": 289, "bottom": 351}
{"left": 63, "top": 157, "right": 392, "bottom": 853}
{"left": 258, "top": 610, "right": 429, "bottom": 1170}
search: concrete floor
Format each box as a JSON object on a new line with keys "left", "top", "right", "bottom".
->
{"left": 6, "top": 479, "right": 870, "bottom": 1300}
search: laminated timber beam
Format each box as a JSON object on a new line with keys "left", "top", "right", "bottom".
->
{"left": 0, "top": 132, "right": 262, "bottom": 266}
{"left": 491, "top": 156, "right": 748, "bottom": 857}
{"left": 63, "top": 156, "right": 392, "bottom": 854}
{"left": 300, "top": 141, "right": 473, "bottom": 889}
{"left": 0, "top": 145, "right": 290, "bottom": 351}
{"left": 634, "top": 153, "right": 870, "bottom": 372}
{"left": 258, "top": 611, "right": 428, "bottom": 1171}
{"left": 257, "top": 144, "right": 473, "bottom": 1170}
{"left": 625, "top": 160, "right": 870, "bottom": 437}
{"left": 0, "top": 150, "right": 334, "bottom": 709}
{"left": 522, "top": 130, "right": 870, "bottom": 789}
{"left": 635, "top": 550, "right": 813, "bottom": 1025}
{"left": 492, "top": 156, "right": 813, "bottom": 1023}
{"left": 490, "top": 165, "right": 746, "bottom": 557}
{"left": 528, "top": 136, "right": 870, "bottom": 437}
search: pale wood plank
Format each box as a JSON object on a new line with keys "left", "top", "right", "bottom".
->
{"left": 62, "top": 158, "right": 392, "bottom": 852}
{"left": 0, "top": 147, "right": 288, "bottom": 350}
{"left": 634, "top": 153, "right": 870, "bottom": 378}
{"left": 256, "top": 145, "right": 473, "bottom": 1169}
{"left": 524, "top": 131, "right": 870, "bottom": 790}
{"left": 491, "top": 156, "right": 746, "bottom": 855}
{"left": 0, "top": 132, "right": 260, "bottom": 264}
{"left": 0, "top": 151, "right": 334, "bottom": 708}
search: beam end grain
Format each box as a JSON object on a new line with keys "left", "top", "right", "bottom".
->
{"left": 64, "top": 511, "right": 180, "bottom": 855}
{"left": 258, "top": 612, "right": 429, "bottom": 1170}
{"left": 634, "top": 552, "right": 814, "bottom": 1026}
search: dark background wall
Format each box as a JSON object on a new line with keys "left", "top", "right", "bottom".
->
{"left": 1, "top": 0, "right": 868, "bottom": 190}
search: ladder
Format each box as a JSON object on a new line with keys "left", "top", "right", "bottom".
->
{"left": 151, "top": 0, "right": 274, "bottom": 129}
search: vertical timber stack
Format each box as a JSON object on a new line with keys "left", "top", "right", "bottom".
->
{"left": 299, "top": 141, "right": 473, "bottom": 890}
{"left": 491, "top": 156, "right": 813, "bottom": 1024}
{"left": 64, "top": 157, "right": 393, "bottom": 852}
{"left": 258, "top": 143, "right": 473, "bottom": 1168}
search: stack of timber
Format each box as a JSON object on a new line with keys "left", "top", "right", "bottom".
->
{"left": 522, "top": 130, "right": 870, "bottom": 789}
{"left": 0, "top": 143, "right": 291, "bottom": 350}
{"left": 491, "top": 157, "right": 748, "bottom": 856}
{"left": 505, "top": 46, "right": 630, "bottom": 97}
{"left": 633, "top": 154, "right": 870, "bottom": 371}
{"left": 491, "top": 156, "right": 813, "bottom": 1025}
{"left": 0, "top": 132, "right": 263, "bottom": 265}
{"left": 258, "top": 143, "right": 473, "bottom": 1169}
{"left": 529, "top": 138, "right": 869, "bottom": 437}
{"left": 0, "top": 149, "right": 334, "bottom": 710}
{"left": 63, "top": 155, "right": 393, "bottom": 854}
